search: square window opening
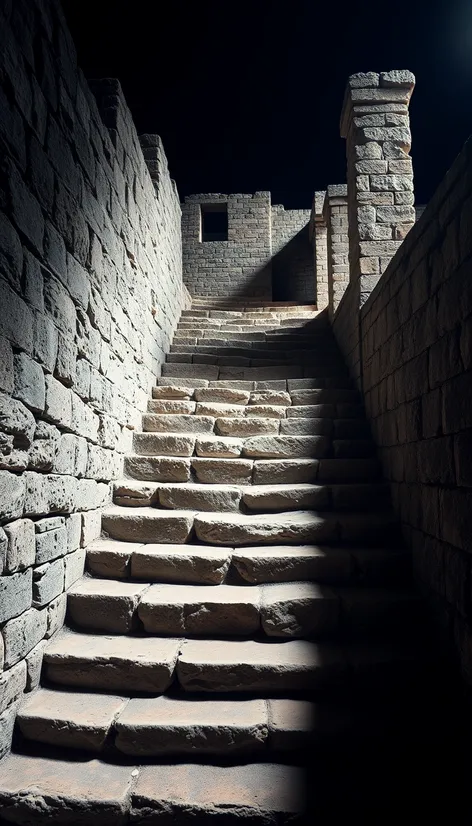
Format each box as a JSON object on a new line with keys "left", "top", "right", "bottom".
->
{"left": 201, "top": 202, "right": 228, "bottom": 242}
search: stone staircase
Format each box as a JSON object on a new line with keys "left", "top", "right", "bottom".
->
{"left": 0, "top": 300, "right": 460, "bottom": 823}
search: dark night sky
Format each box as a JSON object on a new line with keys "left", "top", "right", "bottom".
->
{"left": 62, "top": 0, "right": 472, "bottom": 209}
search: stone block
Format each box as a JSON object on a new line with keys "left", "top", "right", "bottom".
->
{"left": 45, "top": 593, "right": 67, "bottom": 639}
{"left": 0, "top": 660, "right": 27, "bottom": 714}
{"left": 0, "top": 568, "right": 32, "bottom": 624}
{"left": 33, "top": 311, "right": 59, "bottom": 372}
{"left": 64, "top": 547, "right": 86, "bottom": 589}
{"left": 0, "top": 528, "right": 6, "bottom": 574}
{"left": 25, "top": 639, "right": 48, "bottom": 691}
{"left": 0, "top": 392, "right": 36, "bottom": 447}
{"left": 81, "top": 509, "right": 102, "bottom": 547}
{"left": 35, "top": 526, "right": 67, "bottom": 565}
{"left": 0, "top": 700, "right": 19, "bottom": 759}
{"left": 55, "top": 332, "right": 77, "bottom": 387}
{"left": 33, "top": 558, "right": 65, "bottom": 607}
{"left": 66, "top": 513, "right": 82, "bottom": 553}
{"left": 0, "top": 336, "right": 14, "bottom": 394}
{"left": 0, "top": 471, "right": 25, "bottom": 520}
{"left": 6, "top": 157, "right": 44, "bottom": 254}
{"left": 3, "top": 518, "right": 35, "bottom": 573}
{"left": 28, "top": 421, "right": 60, "bottom": 471}
{"left": 44, "top": 375, "right": 72, "bottom": 428}
{"left": 0, "top": 212, "right": 23, "bottom": 291}
{"left": 2, "top": 606, "right": 48, "bottom": 668}
{"left": 54, "top": 434, "right": 88, "bottom": 476}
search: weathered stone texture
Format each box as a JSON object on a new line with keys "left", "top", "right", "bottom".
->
{"left": 331, "top": 113, "right": 472, "bottom": 687}
{"left": 271, "top": 206, "right": 314, "bottom": 302}
{"left": 181, "top": 192, "right": 273, "bottom": 298}
{"left": 0, "top": 0, "right": 189, "bottom": 757}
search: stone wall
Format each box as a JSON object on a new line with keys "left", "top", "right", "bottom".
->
{"left": 309, "top": 192, "right": 329, "bottom": 311}
{"left": 338, "top": 132, "right": 472, "bottom": 686}
{"left": 0, "top": 0, "right": 187, "bottom": 756}
{"left": 323, "top": 185, "right": 349, "bottom": 317}
{"left": 181, "top": 193, "right": 272, "bottom": 298}
{"left": 271, "top": 206, "right": 313, "bottom": 302}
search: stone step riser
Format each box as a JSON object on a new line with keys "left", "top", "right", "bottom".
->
{"left": 170, "top": 342, "right": 336, "bottom": 354}
{"left": 101, "top": 506, "right": 399, "bottom": 548}
{"left": 17, "top": 691, "right": 428, "bottom": 758}
{"left": 161, "top": 365, "right": 348, "bottom": 381}
{"left": 156, "top": 376, "right": 355, "bottom": 392}
{"left": 137, "top": 424, "right": 375, "bottom": 459}
{"left": 65, "top": 579, "right": 421, "bottom": 639}
{"left": 112, "top": 481, "right": 390, "bottom": 514}
{"left": 166, "top": 354, "right": 344, "bottom": 368}
{"left": 42, "top": 632, "right": 424, "bottom": 697}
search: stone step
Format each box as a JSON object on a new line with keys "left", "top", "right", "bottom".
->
{"left": 86, "top": 539, "right": 409, "bottom": 587}
{"left": 114, "top": 481, "right": 242, "bottom": 511}
{"left": 67, "top": 577, "right": 419, "bottom": 638}
{"left": 86, "top": 539, "right": 232, "bottom": 584}
{"left": 170, "top": 341, "right": 331, "bottom": 355}
{"left": 176, "top": 638, "right": 422, "bottom": 693}
{"left": 193, "top": 509, "right": 398, "bottom": 547}
{"left": 17, "top": 688, "right": 314, "bottom": 756}
{"left": 112, "top": 480, "right": 389, "bottom": 513}
{"left": 43, "top": 630, "right": 181, "bottom": 692}
{"left": 142, "top": 414, "right": 215, "bottom": 433}
{"left": 102, "top": 505, "right": 195, "bottom": 543}
{"left": 16, "top": 688, "right": 128, "bottom": 752}
{"left": 124, "top": 454, "right": 191, "bottom": 482}
{"left": 167, "top": 350, "right": 342, "bottom": 366}
{"left": 155, "top": 376, "right": 353, "bottom": 393}
{"left": 124, "top": 454, "right": 381, "bottom": 485}
{"left": 232, "top": 545, "right": 409, "bottom": 586}
{"left": 114, "top": 696, "right": 269, "bottom": 756}
{"left": 0, "top": 754, "right": 304, "bottom": 823}
{"left": 162, "top": 363, "right": 347, "bottom": 381}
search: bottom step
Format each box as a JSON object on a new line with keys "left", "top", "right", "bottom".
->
{"left": 0, "top": 754, "right": 303, "bottom": 824}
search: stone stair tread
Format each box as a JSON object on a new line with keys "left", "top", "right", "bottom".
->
{"left": 138, "top": 582, "right": 262, "bottom": 635}
{"left": 16, "top": 688, "right": 128, "bottom": 752}
{"left": 114, "top": 695, "right": 269, "bottom": 755}
{"left": 232, "top": 545, "right": 355, "bottom": 584}
{"left": 194, "top": 509, "right": 397, "bottom": 547}
{"left": 176, "top": 637, "right": 421, "bottom": 693}
{"left": 0, "top": 754, "right": 303, "bottom": 823}
{"left": 132, "top": 763, "right": 303, "bottom": 820}
{"left": 44, "top": 630, "right": 182, "bottom": 692}
{"left": 113, "top": 480, "right": 387, "bottom": 514}
{"left": 86, "top": 541, "right": 407, "bottom": 587}
{"left": 130, "top": 543, "right": 232, "bottom": 584}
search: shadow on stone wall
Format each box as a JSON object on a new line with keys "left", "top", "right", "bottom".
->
{"left": 271, "top": 226, "right": 314, "bottom": 303}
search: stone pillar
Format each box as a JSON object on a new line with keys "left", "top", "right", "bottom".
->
{"left": 309, "top": 191, "right": 328, "bottom": 310}
{"left": 323, "top": 185, "right": 349, "bottom": 317}
{"left": 340, "top": 70, "right": 415, "bottom": 305}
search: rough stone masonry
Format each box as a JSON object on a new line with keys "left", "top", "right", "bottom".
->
{"left": 0, "top": 0, "right": 189, "bottom": 757}
{"left": 0, "top": 0, "right": 470, "bottom": 819}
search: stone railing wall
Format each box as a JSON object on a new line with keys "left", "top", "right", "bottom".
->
{"left": 359, "top": 136, "right": 472, "bottom": 684}
{"left": 0, "top": 0, "right": 187, "bottom": 756}
{"left": 333, "top": 71, "right": 416, "bottom": 389}
{"left": 323, "top": 185, "right": 349, "bottom": 317}
{"left": 309, "top": 191, "right": 328, "bottom": 310}
{"left": 331, "top": 70, "right": 472, "bottom": 687}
